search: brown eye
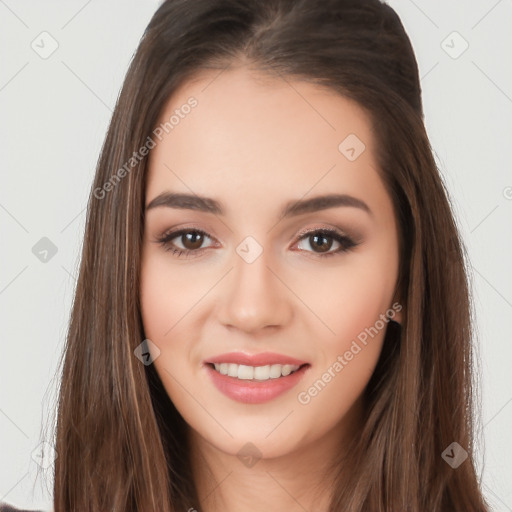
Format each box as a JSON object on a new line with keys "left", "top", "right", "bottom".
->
{"left": 295, "top": 228, "right": 357, "bottom": 257}
{"left": 308, "top": 233, "right": 334, "bottom": 253}
{"left": 156, "top": 228, "right": 214, "bottom": 258}
{"left": 180, "top": 231, "right": 205, "bottom": 250}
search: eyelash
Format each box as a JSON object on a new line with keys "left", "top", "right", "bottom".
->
{"left": 155, "top": 226, "right": 359, "bottom": 259}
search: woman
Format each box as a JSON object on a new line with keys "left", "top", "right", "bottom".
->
{"left": 7, "top": 0, "right": 490, "bottom": 510}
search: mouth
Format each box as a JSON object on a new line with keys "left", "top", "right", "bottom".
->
{"left": 206, "top": 362, "right": 308, "bottom": 381}
{"left": 203, "top": 352, "right": 311, "bottom": 404}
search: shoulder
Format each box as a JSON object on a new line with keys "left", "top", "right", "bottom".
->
{"left": 0, "top": 504, "right": 45, "bottom": 512}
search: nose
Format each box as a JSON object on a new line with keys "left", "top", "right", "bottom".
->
{"left": 216, "top": 245, "right": 293, "bottom": 334}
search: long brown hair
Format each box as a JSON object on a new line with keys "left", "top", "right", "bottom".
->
{"left": 53, "top": 0, "right": 489, "bottom": 510}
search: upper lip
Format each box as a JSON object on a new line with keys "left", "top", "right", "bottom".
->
{"left": 205, "top": 352, "right": 308, "bottom": 367}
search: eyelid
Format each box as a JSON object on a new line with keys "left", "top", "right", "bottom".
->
{"left": 293, "top": 225, "right": 353, "bottom": 243}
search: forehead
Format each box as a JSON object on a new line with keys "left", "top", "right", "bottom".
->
{"left": 146, "top": 66, "right": 384, "bottom": 215}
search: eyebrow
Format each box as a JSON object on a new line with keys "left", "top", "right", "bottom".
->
{"left": 145, "top": 191, "right": 372, "bottom": 218}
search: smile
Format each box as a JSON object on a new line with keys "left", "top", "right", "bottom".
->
{"left": 211, "top": 362, "right": 302, "bottom": 380}
{"left": 203, "top": 352, "right": 310, "bottom": 404}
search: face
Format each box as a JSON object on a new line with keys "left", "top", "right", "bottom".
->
{"left": 140, "top": 66, "right": 402, "bottom": 460}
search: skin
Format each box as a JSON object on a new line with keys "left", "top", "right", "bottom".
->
{"left": 140, "top": 65, "right": 403, "bottom": 512}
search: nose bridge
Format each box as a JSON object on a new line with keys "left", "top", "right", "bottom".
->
{"left": 218, "top": 235, "right": 292, "bottom": 332}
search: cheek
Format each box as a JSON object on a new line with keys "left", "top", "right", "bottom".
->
{"left": 140, "top": 271, "right": 171, "bottom": 342}
{"left": 293, "top": 253, "right": 397, "bottom": 406}
{"left": 139, "top": 252, "right": 202, "bottom": 341}
{"left": 139, "top": 252, "right": 210, "bottom": 392}
{"left": 296, "top": 277, "right": 393, "bottom": 423}
{"left": 296, "top": 255, "right": 396, "bottom": 350}
{"left": 139, "top": 257, "right": 200, "bottom": 419}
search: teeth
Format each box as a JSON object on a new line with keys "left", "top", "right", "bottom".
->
{"left": 269, "top": 364, "right": 282, "bottom": 378}
{"left": 227, "top": 363, "right": 238, "bottom": 377}
{"left": 238, "top": 364, "right": 254, "bottom": 380}
{"left": 254, "top": 365, "right": 270, "bottom": 380}
{"left": 212, "top": 362, "right": 301, "bottom": 380}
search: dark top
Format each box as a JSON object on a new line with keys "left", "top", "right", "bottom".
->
{"left": 0, "top": 504, "right": 44, "bottom": 512}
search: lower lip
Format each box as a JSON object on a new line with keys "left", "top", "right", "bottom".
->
{"left": 204, "top": 364, "right": 310, "bottom": 404}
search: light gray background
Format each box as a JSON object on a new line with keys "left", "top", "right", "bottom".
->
{"left": 1, "top": 0, "right": 511, "bottom": 510}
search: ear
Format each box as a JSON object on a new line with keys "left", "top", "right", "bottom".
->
{"left": 389, "top": 290, "right": 404, "bottom": 325}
